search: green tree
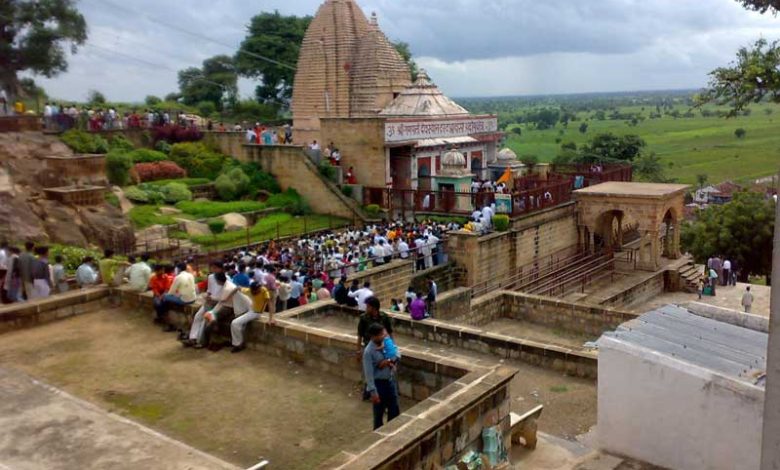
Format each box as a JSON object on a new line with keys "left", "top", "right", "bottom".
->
{"left": 580, "top": 133, "right": 646, "bottom": 162}
{"left": 145, "top": 95, "right": 162, "bottom": 106}
{"left": 633, "top": 153, "right": 668, "bottom": 183}
{"left": 736, "top": 0, "right": 780, "bottom": 13}
{"left": 392, "top": 41, "right": 418, "bottom": 81}
{"left": 0, "top": 0, "right": 87, "bottom": 102}
{"left": 696, "top": 174, "right": 709, "bottom": 190}
{"left": 87, "top": 89, "right": 106, "bottom": 106}
{"left": 178, "top": 55, "right": 237, "bottom": 111}
{"left": 235, "top": 11, "right": 311, "bottom": 105}
{"left": 579, "top": 122, "right": 589, "bottom": 133}
{"left": 735, "top": 128, "right": 747, "bottom": 139}
{"left": 681, "top": 191, "right": 775, "bottom": 282}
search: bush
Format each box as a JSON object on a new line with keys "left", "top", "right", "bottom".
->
{"left": 318, "top": 162, "right": 337, "bottom": 181}
{"left": 174, "top": 200, "right": 267, "bottom": 218}
{"left": 341, "top": 185, "right": 353, "bottom": 197}
{"left": 145, "top": 95, "right": 162, "bottom": 106}
{"left": 145, "top": 177, "right": 210, "bottom": 187}
{"left": 364, "top": 204, "right": 381, "bottom": 218}
{"left": 197, "top": 101, "right": 217, "bottom": 117}
{"left": 133, "top": 161, "right": 187, "bottom": 182}
{"left": 169, "top": 142, "right": 228, "bottom": 180}
{"left": 125, "top": 185, "right": 156, "bottom": 204}
{"left": 109, "top": 135, "right": 135, "bottom": 152}
{"left": 106, "top": 150, "right": 133, "bottom": 186}
{"left": 155, "top": 140, "right": 172, "bottom": 154}
{"left": 207, "top": 219, "right": 226, "bottom": 234}
{"left": 214, "top": 174, "right": 238, "bottom": 201}
{"left": 61, "top": 129, "right": 109, "bottom": 154}
{"left": 492, "top": 214, "right": 510, "bottom": 232}
{"left": 220, "top": 161, "right": 281, "bottom": 196}
{"left": 128, "top": 148, "right": 168, "bottom": 163}
{"left": 49, "top": 244, "right": 102, "bottom": 273}
{"left": 162, "top": 182, "right": 192, "bottom": 203}
{"left": 105, "top": 192, "right": 120, "bottom": 208}
{"left": 266, "top": 189, "right": 309, "bottom": 215}
{"left": 152, "top": 124, "right": 203, "bottom": 145}
{"left": 735, "top": 128, "right": 747, "bottom": 139}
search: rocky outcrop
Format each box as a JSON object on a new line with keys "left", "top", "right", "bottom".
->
{"left": 0, "top": 132, "right": 135, "bottom": 250}
{"left": 180, "top": 219, "right": 211, "bottom": 237}
{"left": 221, "top": 213, "right": 248, "bottom": 232}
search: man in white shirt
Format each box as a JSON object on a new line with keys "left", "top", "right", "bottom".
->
{"left": 0, "top": 240, "right": 8, "bottom": 302}
{"left": 422, "top": 236, "right": 434, "bottom": 269}
{"left": 722, "top": 259, "right": 732, "bottom": 287}
{"left": 397, "top": 238, "right": 410, "bottom": 259}
{"left": 124, "top": 254, "right": 152, "bottom": 292}
{"left": 348, "top": 282, "right": 374, "bottom": 312}
{"left": 310, "top": 140, "right": 321, "bottom": 151}
{"left": 159, "top": 263, "right": 197, "bottom": 329}
{"left": 185, "top": 272, "right": 237, "bottom": 348}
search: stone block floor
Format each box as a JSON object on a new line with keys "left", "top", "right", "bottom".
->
{"left": 631, "top": 282, "right": 770, "bottom": 317}
{"left": 0, "top": 308, "right": 375, "bottom": 470}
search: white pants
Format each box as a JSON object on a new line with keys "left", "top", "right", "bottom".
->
{"left": 30, "top": 280, "right": 50, "bottom": 300}
{"left": 231, "top": 311, "right": 260, "bottom": 346}
{"left": 189, "top": 304, "right": 227, "bottom": 343}
{"left": 424, "top": 255, "right": 433, "bottom": 269}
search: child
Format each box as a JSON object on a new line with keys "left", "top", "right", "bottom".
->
{"left": 377, "top": 331, "right": 400, "bottom": 368}
{"left": 390, "top": 298, "right": 401, "bottom": 312}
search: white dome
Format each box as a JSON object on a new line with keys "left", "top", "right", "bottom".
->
{"left": 442, "top": 148, "right": 466, "bottom": 167}
{"left": 497, "top": 148, "right": 517, "bottom": 161}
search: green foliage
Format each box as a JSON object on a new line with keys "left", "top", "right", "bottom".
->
{"left": 178, "top": 55, "right": 237, "bottom": 111}
{"left": 61, "top": 129, "right": 109, "bottom": 154}
{"left": 191, "top": 213, "right": 348, "bottom": 249}
{"left": 49, "top": 244, "right": 101, "bottom": 273}
{"left": 124, "top": 186, "right": 154, "bottom": 204}
{"left": 392, "top": 41, "right": 418, "bottom": 81}
{"left": 168, "top": 142, "right": 228, "bottom": 180}
{"left": 87, "top": 89, "right": 106, "bottom": 105}
{"left": 520, "top": 154, "right": 539, "bottom": 167}
{"left": 681, "top": 192, "right": 775, "bottom": 281}
{"left": 161, "top": 183, "right": 192, "bottom": 203}
{"left": 341, "top": 185, "right": 354, "bottom": 197}
{"left": 492, "top": 215, "right": 510, "bottom": 232}
{"left": 215, "top": 167, "right": 251, "bottom": 201}
{"left": 207, "top": 219, "right": 226, "bottom": 234}
{"left": 318, "top": 162, "right": 337, "bottom": 181}
{"left": 174, "top": 200, "right": 267, "bottom": 219}
{"left": 265, "top": 189, "right": 309, "bottom": 215}
{"left": 696, "top": 174, "right": 709, "bottom": 189}
{"left": 579, "top": 133, "right": 646, "bottom": 162}
{"left": 424, "top": 215, "right": 469, "bottom": 226}
{"left": 155, "top": 140, "right": 172, "bottom": 154}
{"left": 145, "top": 95, "right": 162, "bottom": 106}
{"left": 633, "top": 153, "right": 669, "bottom": 183}
{"left": 736, "top": 0, "right": 780, "bottom": 14}
{"left": 105, "top": 192, "right": 120, "bottom": 208}
{"left": 698, "top": 39, "right": 780, "bottom": 116}
{"left": 235, "top": 12, "right": 311, "bottom": 104}
{"left": 144, "top": 178, "right": 210, "bottom": 188}
{"left": 230, "top": 100, "right": 280, "bottom": 122}
{"left": 511, "top": 127, "right": 522, "bottom": 136}
{"left": 579, "top": 122, "right": 589, "bottom": 134}
{"left": 128, "top": 148, "right": 167, "bottom": 163}
{"left": 219, "top": 160, "right": 281, "bottom": 196}
{"left": 106, "top": 150, "right": 133, "bottom": 186}
{"left": 0, "top": 0, "right": 87, "bottom": 102}
{"left": 109, "top": 135, "right": 135, "bottom": 152}
{"left": 364, "top": 204, "right": 381, "bottom": 218}
{"left": 128, "top": 205, "right": 178, "bottom": 229}
{"left": 735, "top": 128, "right": 747, "bottom": 139}
{"left": 125, "top": 183, "right": 192, "bottom": 205}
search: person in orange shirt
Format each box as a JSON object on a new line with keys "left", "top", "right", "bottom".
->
{"left": 150, "top": 264, "right": 174, "bottom": 324}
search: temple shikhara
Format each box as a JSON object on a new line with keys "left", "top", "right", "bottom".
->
{"left": 292, "top": 0, "right": 502, "bottom": 191}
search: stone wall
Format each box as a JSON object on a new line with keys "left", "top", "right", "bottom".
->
{"left": 409, "top": 262, "right": 464, "bottom": 295}
{"left": 0, "top": 116, "right": 41, "bottom": 132}
{"left": 0, "top": 288, "right": 110, "bottom": 333}
{"left": 320, "top": 118, "right": 386, "bottom": 188}
{"left": 599, "top": 271, "right": 666, "bottom": 308}
{"left": 350, "top": 259, "right": 414, "bottom": 308}
{"left": 433, "top": 287, "right": 472, "bottom": 321}
{"left": 448, "top": 203, "right": 579, "bottom": 287}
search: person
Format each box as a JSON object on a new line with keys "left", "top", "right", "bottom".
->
{"left": 310, "top": 140, "right": 320, "bottom": 151}
{"left": 333, "top": 277, "right": 349, "bottom": 305}
{"left": 410, "top": 292, "right": 427, "bottom": 320}
{"left": 349, "top": 281, "right": 374, "bottom": 312}
{"left": 362, "top": 322, "right": 401, "bottom": 430}
{"left": 288, "top": 274, "right": 304, "bottom": 309}
{"left": 404, "top": 286, "right": 416, "bottom": 313}
{"left": 125, "top": 254, "right": 152, "bottom": 292}
{"left": 426, "top": 278, "right": 438, "bottom": 317}
{"left": 18, "top": 241, "right": 36, "bottom": 300}
{"left": 397, "top": 237, "right": 410, "bottom": 260}
{"left": 98, "top": 249, "right": 126, "bottom": 287}
{"left": 30, "top": 246, "right": 52, "bottom": 300}
{"left": 49, "top": 255, "right": 67, "bottom": 295}
{"left": 276, "top": 275, "right": 292, "bottom": 312}
{"left": 184, "top": 272, "right": 236, "bottom": 348}
{"left": 722, "top": 259, "right": 732, "bottom": 287}
{"left": 697, "top": 273, "right": 705, "bottom": 300}
{"left": 160, "top": 263, "right": 198, "bottom": 326}
{"left": 230, "top": 281, "right": 271, "bottom": 353}
{"left": 390, "top": 299, "right": 401, "bottom": 312}
{"left": 3, "top": 247, "right": 20, "bottom": 302}
{"left": 346, "top": 166, "right": 357, "bottom": 185}
{"left": 184, "top": 261, "right": 225, "bottom": 330}
{"left": 0, "top": 241, "right": 8, "bottom": 303}
{"left": 150, "top": 264, "right": 173, "bottom": 323}
{"left": 75, "top": 256, "right": 98, "bottom": 288}
{"left": 357, "top": 296, "right": 393, "bottom": 351}
{"left": 742, "top": 286, "right": 754, "bottom": 313}
{"left": 708, "top": 266, "right": 718, "bottom": 296}
{"left": 316, "top": 284, "right": 331, "bottom": 301}
{"left": 232, "top": 263, "right": 251, "bottom": 288}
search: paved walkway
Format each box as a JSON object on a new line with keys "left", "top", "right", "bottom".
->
{"left": 631, "top": 282, "right": 771, "bottom": 317}
{"left": 0, "top": 367, "right": 238, "bottom": 470}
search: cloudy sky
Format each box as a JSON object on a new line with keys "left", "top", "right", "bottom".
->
{"left": 33, "top": 0, "right": 780, "bottom": 102}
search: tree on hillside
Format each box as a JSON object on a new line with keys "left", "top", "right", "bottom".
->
{"left": 235, "top": 11, "right": 311, "bottom": 106}
{"left": 392, "top": 41, "right": 419, "bottom": 81}
{"left": 87, "top": 90, "right": 106, "bottom": 106}
{"left": 579, "top": 122, "right": 589, "bottom": 133}
{"left": 696, "top": 174, "right": 709, "bottom": 190}
{"left": 178, "top": 55, "right": 238, "bottom": 111}
{"left": 681, "top": 191, "right": 775, "bottom": 283}
{"left": 580, "top": 133, "right": 646, "bottom": 162}
{"left": 0, "top": 0, "right": 87, "bottom": 103}
{"left": 735, "top": 128, "right": 747, "bottom": 138}
{"left": 145, "top": 95, "right": 162, "bottom": 106}
{"left": 633, "top": 153, "right": 669, "bottom": 183}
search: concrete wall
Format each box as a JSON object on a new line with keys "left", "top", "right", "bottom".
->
{"left": 350, "top": 259, "right": 414, "bottom": 308}
{"left": 600, "top": 271, "right": 665, "bottom": 308}
{"left": 409, "top": 262, "right": 464, "bottom": 295}
{"left": 448, "top": 203, "right": 579, "bottom": 287}
{"left": 0, "top": 288, "right": 110, "bottom": 333}
{"left": 598, "top": 336, "right": 764, "bottom": 470}
{"left": 320, "top": 118, "right": 386, "bottom": 188}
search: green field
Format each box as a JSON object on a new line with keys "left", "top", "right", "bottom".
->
{"left": 462, "top": 94, "right": 780, "bottom": 185}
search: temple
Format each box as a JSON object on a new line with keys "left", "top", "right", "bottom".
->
{"left": 292, "top": 0, "right": 503, "bottom": 190}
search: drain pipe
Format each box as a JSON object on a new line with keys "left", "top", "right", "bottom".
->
{"left": 760, "top": 170, "right": 780, "bottom": 470}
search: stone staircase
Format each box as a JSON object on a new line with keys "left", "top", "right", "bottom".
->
{"left": 676, "top": 258, "right": 705, "bottom": 293}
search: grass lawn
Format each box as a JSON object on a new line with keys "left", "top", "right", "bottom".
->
{"left": 128, "top": 205, "right": 181, "bottom": 229}
{"left": 143, "top": 178, "right": 211, "bottom": 187}
{"left": 174, "top": 200, "right": 268, "bottom": 219}
{"left": 191, "top": 213, "right": 348, "bottom": 249}
{"left": 504, "top": 102, "right": 780, "bottom": 184}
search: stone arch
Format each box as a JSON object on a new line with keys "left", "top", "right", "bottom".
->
{"left": 661, "top": 206, "right": 681, "bottom": 259}
{"left": 594, "top": 209, "right": 626, "bottom": 253}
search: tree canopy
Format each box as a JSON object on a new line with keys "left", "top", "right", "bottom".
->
{"left": 579, "top": 133, "right": 646, "bottom": 162}
{"left": 681, "top": 191, "right": 775, "bottom": 282}
{"left": 736, "top": 0, "right": 780, "bottom": 13}
{"left": 234, "top": 11, "right": 311, "bottom": 106}
{"left": 0, "top": 0, "right": 87, "bottom": 100}
{"left": 178, "top": 55, "right": 237, "bottom": 111}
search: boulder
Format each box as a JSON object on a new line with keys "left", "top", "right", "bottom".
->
{"left": 221, "top": 212, "right": 248, "bottom": 232}
{"left": 79, "top": 205, "right": 135, "bottom": 252}
{"left": 180, "top": 219, "right": 211, "bottom": 237}
{"left": 158, "top": 206, "right": 182, "bottom": 215}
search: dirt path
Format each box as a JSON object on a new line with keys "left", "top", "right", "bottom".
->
{"left": 0, "top": 310, "right": 373, "bottom": 469}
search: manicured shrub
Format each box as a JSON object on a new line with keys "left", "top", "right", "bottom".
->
{"left": 155, "top": 140, "right": 172, "bottom": 154}
{"left": 109, "top": 135, "right": 135, "bottom": 152}
{"left": 364, "top": 204, "right": 381, "bottom": 218}
{"left": 161, "top": 182, "right": 192, "bottom": 203}
{"left": 128, "top": 148, "right": 167, "bottom": 163}
{"left": 106, "top": 150, "right": 133, "bottom": 186}
{"left": 124, "top": 186, "right": 152, "bottom": 203}
{"left": 492, "top": 214, "right": 510, "bottom": 232}
{"left": 174, "top": 200, "right": 267, "bottom": 218}
{"left": 152, "top": 124, "right": 203, "bottom": 145}
{"left": 341, "top": 185, "right": 353, "bottom": 197}
{"left": 61, "top": 129, "right": 109, "bottom": 154}
{"left": 207, "top": 219, "right": 226, "bottom": 234}
{"left": 215, "top": 174, "right": 238, "bottom": 201}
{"left": 168, "top": 142, "right": 227, "bottom": 180}
{"left": 49, "top": 244, "right": 102, "bottom": 273}
{"left": 133, "top": 161, "right": 187, "bottom": 182}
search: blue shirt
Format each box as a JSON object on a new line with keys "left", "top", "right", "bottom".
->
{"left": 232, "top": 272, "right": 251, "bottom": 288}
{"left": 362, "top": 341, "right": 394, "bottom": 394}
{"left": 289, "top": 280, "right": 304, "bottom": 299}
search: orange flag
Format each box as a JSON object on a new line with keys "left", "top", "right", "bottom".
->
{"left": 496, "top": 167, "right": 512, "bottom": 185}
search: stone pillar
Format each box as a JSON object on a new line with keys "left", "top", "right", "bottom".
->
{"left": 636, "top": 230, "right": 657, "bottom": 271}
{"left": 650, "top": 230, "right": 659, "bottom": 269}
{"left": 616, "top": 214, "right": 624, "bottom": 249}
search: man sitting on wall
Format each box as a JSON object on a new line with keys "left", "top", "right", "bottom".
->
{"left": 182, "top": 272, "right": 237, "bottom": 349}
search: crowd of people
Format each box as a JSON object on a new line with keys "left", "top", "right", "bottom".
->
{"left": 243, "top": 122, "right": 293, "bottom": 145}
{"left": 698, "top": 254, "right": 740, "bottom": 299}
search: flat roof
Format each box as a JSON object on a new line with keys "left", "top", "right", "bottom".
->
{"left": 575, "top": 182, "right": 689, "bottom": 198}
{"left": 600, "top": 304, "right": 767, "bottom": 386}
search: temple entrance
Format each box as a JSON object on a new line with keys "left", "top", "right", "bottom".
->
{"left": 594, "top": 210, "right": 625, "bottom": 253}
{"left": 661, "top": 208, "right": 680, "bottom": 259}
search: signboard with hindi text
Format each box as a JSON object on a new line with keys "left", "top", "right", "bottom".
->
{"left": 495, "top": 194, "right": 512, "bottom": 214}
{"left": 384, "top": 117, "right": 498, "bottom": 143}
